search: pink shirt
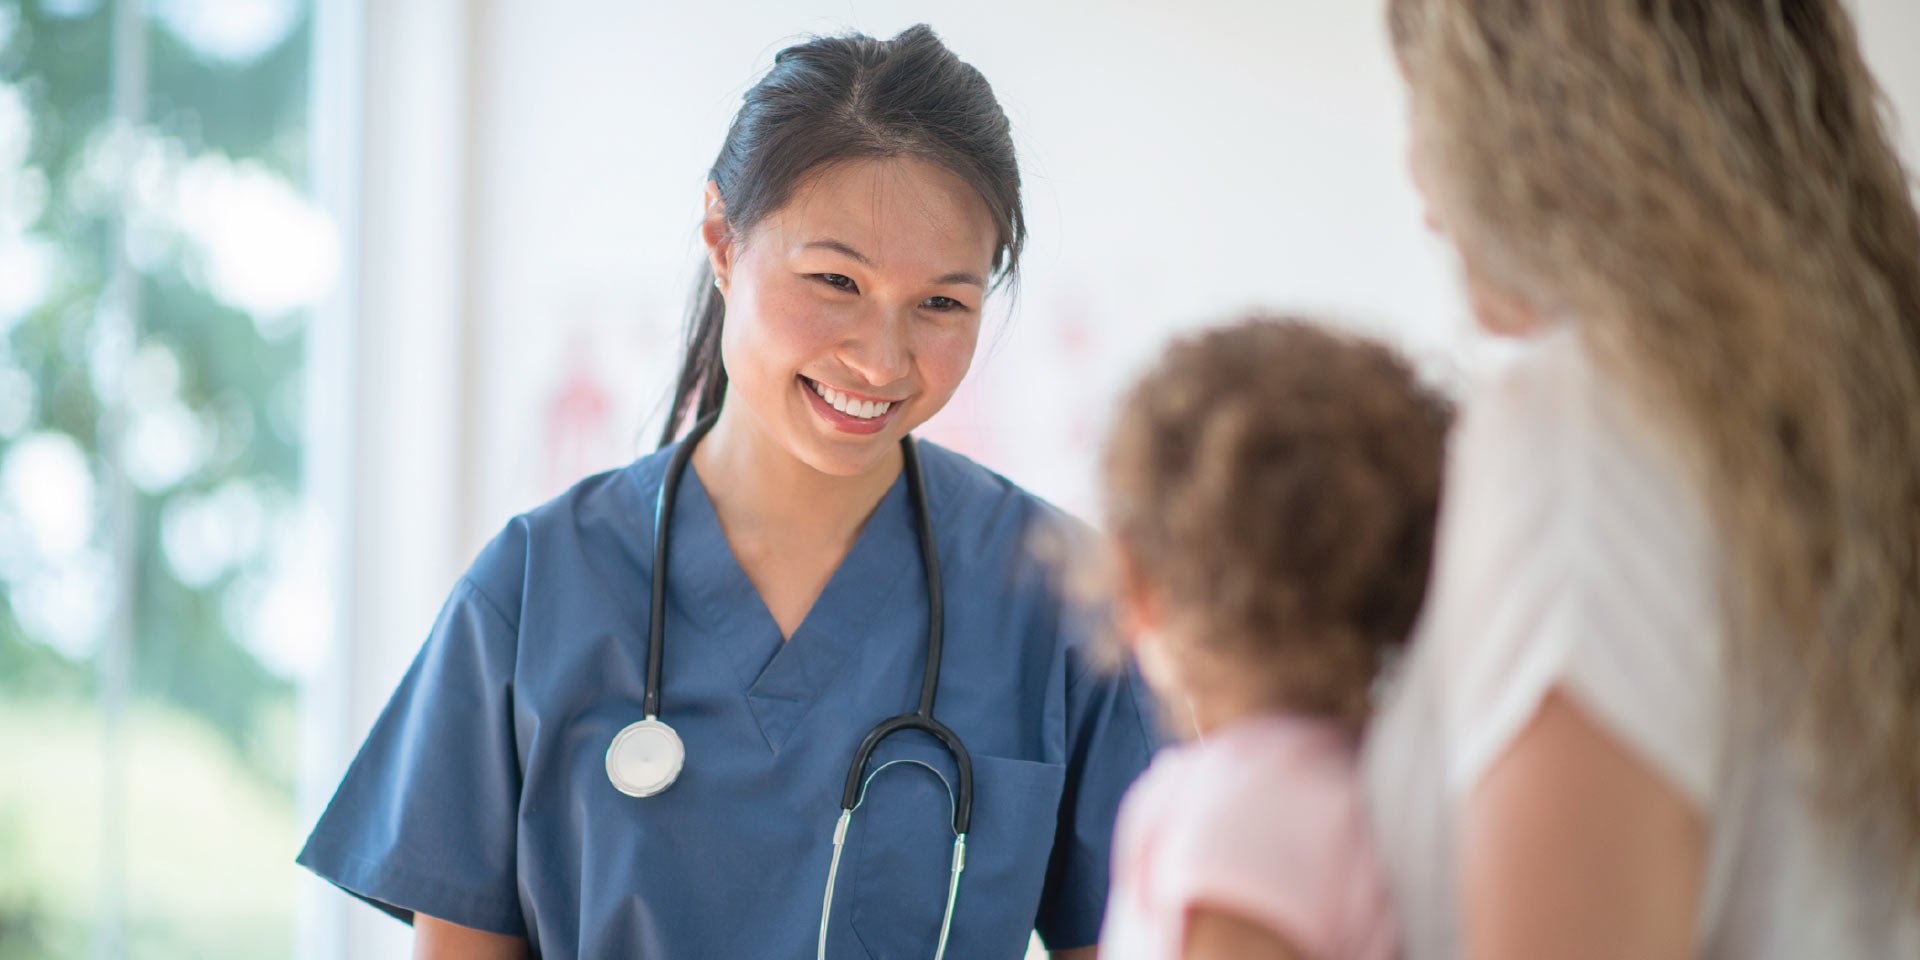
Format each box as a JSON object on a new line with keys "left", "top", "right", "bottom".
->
{"left": 1101, "top": 714, "right": 1398, "bottom": 960}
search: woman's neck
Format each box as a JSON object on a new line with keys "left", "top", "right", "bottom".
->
{"left": 689, "top": 402, "right": 903, "bottom": 550}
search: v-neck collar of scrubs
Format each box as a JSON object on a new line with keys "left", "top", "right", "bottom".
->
{"left": 666, "top": 458, "right": 919, "bottom": 754}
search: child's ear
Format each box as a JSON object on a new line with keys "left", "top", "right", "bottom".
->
{"left": 1112, "top": 546, "right": 1163, "bottom": 644}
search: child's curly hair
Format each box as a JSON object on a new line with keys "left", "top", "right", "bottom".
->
{"left": 1103, "top": 317, "right": 1452, "bottom": 730}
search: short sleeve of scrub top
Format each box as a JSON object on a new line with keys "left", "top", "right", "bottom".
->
{"left": 1034, "top": 627, "right": 1160, "bottom": 949}
{"left": 297, "top": 441, "right": 1160, "bottom": 958}
{"left": 296, "top": 569, "right": 529, "bottom": 935}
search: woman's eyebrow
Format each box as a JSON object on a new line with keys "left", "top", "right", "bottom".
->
{"left": 933, "top": 270, "right": 986, "bottom": 288}
{"left": 803, "top": 237, "right": 873, "bottom": 264}
{"left": 803, "top": 238, "right": 985, "bottom": 288}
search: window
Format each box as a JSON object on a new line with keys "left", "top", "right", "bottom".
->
{"left": 0, "top": 2, "right": 326, "bottom": 956}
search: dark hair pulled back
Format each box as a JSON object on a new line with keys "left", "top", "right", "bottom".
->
{"left": 659, "top": 24, "right": 1026, "bottom": 447}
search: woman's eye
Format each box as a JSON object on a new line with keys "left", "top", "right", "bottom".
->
{"left": 922, "top": 296, "right": 967, "bottom": 312}
{"left": 814, "top": 273, "right": 857, "bottom": 292}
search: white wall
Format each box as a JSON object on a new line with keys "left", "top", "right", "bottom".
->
{"left": 459, "top": 0, "right": 1463, "bottom": 535}
{"left": 456, "top": 0, "right": 1920, "bottom": 538}
{"left": 1859, "top": 0, "right": 1920, "bottom": 164}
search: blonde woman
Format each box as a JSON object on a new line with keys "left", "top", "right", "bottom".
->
{"left": 1365, "top": 2, "right": 1920, "bottom": 958}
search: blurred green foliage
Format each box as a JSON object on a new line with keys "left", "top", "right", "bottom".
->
{"left": 1, "top": 0, "right": 315, "bottom": 956}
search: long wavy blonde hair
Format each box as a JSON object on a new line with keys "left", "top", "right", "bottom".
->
{"left": 1389, "top": 0, "right": 1920, "bottom": 890}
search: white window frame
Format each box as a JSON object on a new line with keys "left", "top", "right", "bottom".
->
{"left": 298, "top": 2, "right": 481, "bottom": 957}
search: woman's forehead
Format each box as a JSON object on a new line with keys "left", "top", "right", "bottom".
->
{"left": 757, "top": 157, "right": 998, "bottom": 273}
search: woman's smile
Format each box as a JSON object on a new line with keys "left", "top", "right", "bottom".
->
{"left": 798, "top": 374, "right": 905, "bottom": 436}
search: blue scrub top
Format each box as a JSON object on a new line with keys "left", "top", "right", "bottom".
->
{"left": 297, "top": 440, "right": 1159, "bottom": 958}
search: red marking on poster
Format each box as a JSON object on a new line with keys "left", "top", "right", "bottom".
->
{"left": 545, "top": 329, "right": 613, "bottom": 494}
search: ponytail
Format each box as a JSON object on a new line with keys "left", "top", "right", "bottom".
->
{"left": 659, "top": 263, "right": 729, "bottom": 448}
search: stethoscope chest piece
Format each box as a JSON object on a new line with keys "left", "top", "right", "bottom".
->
{"left": 606, "top": 717, "right": 685, "bottom": 798}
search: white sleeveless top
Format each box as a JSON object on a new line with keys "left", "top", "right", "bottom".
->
{"left": 1362, "top": 324, "right": 1920, "bottom": 959}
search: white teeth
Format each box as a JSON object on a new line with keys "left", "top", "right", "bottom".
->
{"left": 808, "top": 379, "right": 892, "bottom": 419}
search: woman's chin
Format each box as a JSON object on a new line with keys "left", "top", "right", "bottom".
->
{"left": 787, "top": 425, "right": 909, "bottom": 480}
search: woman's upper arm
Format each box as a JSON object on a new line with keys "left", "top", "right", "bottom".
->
{"left": 1461, "top": 688, "right": 1704, "bottom": 960}
{"left": 413, "top": 913, "right": 530, "bottom": 960}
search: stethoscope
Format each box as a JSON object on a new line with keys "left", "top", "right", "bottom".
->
{"left": 603, "top": 413, "right": 973, "bottom": 960}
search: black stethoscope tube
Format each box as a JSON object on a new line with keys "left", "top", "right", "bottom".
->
{"left": 643, "top": 414, "right": 709, "bottom": 721}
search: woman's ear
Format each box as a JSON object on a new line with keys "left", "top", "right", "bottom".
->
{"left": 701, "top": 181, "right": 734, "bottom": 294}
{"left": 1460, "top": 252, "right": 1546, "bottom": 338}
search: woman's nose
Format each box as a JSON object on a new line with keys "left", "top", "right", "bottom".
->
{"left": 838, "top": 306, "right": 913, "bottom": 387}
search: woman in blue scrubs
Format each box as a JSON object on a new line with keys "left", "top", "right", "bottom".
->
{"left": 298, "top": 24, "right": 1157, "bottom": 959}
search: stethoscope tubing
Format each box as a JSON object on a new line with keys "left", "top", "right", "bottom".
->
{"left": 643, "top": 412, "right": 973, "bottom": 957}
{"left": 646, "top": 414, "right": 972, "bottom": 831}
{"left": 643, "top": 414, "right": 712, "bottom": 721}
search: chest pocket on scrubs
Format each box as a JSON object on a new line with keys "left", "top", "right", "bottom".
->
{"left": 845, "top": 747, "right": 1066, "bottom": 959}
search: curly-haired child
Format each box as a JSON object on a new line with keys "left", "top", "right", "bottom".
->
{"left": 1097, "top": 317, "right": 1450, "bottom": 960}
